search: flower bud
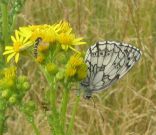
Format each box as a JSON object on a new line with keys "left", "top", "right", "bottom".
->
{"left": 1, "top": 89, "right": 10, "bottom": 98}
{"left": 56, "top": 69, "right": 65, "bottom": 81}
{"left": 16, "top": 83, "right": 22, "bottom": 90}
{"left": 57, "top": 53, "right": 66, "bottom": 64}
{"left": 18, "top": 76, "right": 27, "bottom": 84}
{"left": 9, "top": 95, "right": 17, "bottom": 104}
{"left": 46, "top": 63, "right": 58, "bottom": 74}
{"left": 22, "top": 82, "right": 30, "bottom": 91}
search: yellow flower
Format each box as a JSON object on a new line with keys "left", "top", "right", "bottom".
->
{"left": 77, "top": 63, "right": 87, "bottom": 80}
{"left": 0, "top": 67, "right": 16, "bottom": 89}
{"left": 19, "top": 22, "right": 86, "bottom": 53}
{"left": 65, "top": 54, "right": 87, "bottom": 80}
{"left": 0, "top": 78, "right": 14, "bottom": 88}
{"left": 19, "top": 25, "right": 43, "bottom": 41}
{"left": 36, "top": 55, "right": 45, "bottom": 63}
{"left": 3, "top": 31, "right": 33, "bottom": 63}
{"left": 19, "top": 25, "right": 58, "bottom": 43}
{"left": 19, "top": 26, "right": 33, "bottom": 39}
{"left": 38, "top": 43, "right": 49, "bottom": 52}
{"left": 58, "top": 21, "right": 72, "bottom": 33}
{"left": 66, "top": 66, "right": 76, "bottom": 77}
{"left": 59, "top": 33, "right": 74, "bottom": 46}
{"left": 3, "top": 67, "right": 16, "bottom": 79}
{"left": 41, "top": 26, "right": 58, "bottom": 43}
{"left": 69, "top": 54, "right": 84, "bottom": 67}
{"left": 58, "top": 32, "right": 86, "bottom": 51}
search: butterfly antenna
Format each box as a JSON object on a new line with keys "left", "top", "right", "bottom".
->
{"left": 92, "top": 97, "right": 105, "bottom": 123}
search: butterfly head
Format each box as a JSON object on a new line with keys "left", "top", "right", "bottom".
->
{"left": 83, "top": 89, "right": 93, "bottom": 99}
{"left": 84, "top": 95, "right": 92, "bottom": 99}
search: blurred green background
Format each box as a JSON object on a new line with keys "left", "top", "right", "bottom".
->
{"left": 6, "top": 0, "right": 156, "bottom": 135}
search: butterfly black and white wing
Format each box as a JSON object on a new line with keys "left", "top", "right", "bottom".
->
{"left": 81, "top": 41, "right": 142, "bottom": 98}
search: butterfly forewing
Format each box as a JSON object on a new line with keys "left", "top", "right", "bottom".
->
{"left": 81, "top": 41, "right": 141, "bottom": 97}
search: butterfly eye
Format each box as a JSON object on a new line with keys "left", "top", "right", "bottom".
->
{"left": 128, "top": 57, "right": 131, "bottom": 60}
{"left": 113, "top": 62, "right": 116, "bottom": 65}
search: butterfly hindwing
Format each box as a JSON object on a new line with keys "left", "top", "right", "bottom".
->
{"left": 81, "top": 41, "right": 141, "bottom": 97}
{"left": 116, "top": 42, "right": 141, "bottom": 79}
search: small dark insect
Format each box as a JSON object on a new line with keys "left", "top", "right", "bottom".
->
{"left": 34, "top": 37, "right": 42, "bottom": 58}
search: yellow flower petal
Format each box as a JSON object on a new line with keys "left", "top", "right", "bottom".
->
{"left": 19, "top": 35, "right": 24, "bottom": 42}
{"left": 3, "top": 50, "right": 14, "bottom": 55}
{"left": 69, "top": 46, "right": 81, "bottom": 54}
{"left": 23, "top": 36, "right": 30, "bottom": 43}
{"left": 15, "top": 53, "right": 19, "bottom": 63}
{"left": 72, "top": 41, "right": 86, "bottom": 45}
{"left": 15, "top": 30, "right": 20, "bottom": 41}
{"left": 11, "top": 36, "right": 16, "bottom": 43}
{"left": 7, "top": 52, "right": 16, "bottom": 63}
{"left": 5, "top": 46, "right": 14, "bottom": 50}
{"left": 74, "top": 37, "right": 83, "bottom": 41}
{"left": 61, "top": 44, "right": 68, "bottom": 50}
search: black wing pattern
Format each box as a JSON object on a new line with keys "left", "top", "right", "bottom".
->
{"left": 81, "top": 41, "right": 141, "bottom": 97}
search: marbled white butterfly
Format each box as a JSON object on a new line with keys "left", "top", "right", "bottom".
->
{"left": 81, "top": 41, "right": 142, "bottom": 99}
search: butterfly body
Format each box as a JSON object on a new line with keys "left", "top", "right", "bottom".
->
{"left": 81, "top": 41, "right": 142, "bottom": 98}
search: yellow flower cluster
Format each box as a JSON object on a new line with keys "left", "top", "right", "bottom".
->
{"left": 66, "top": 54, "right": 87, "bottom": 80}
{"left": 0, "top": 67, "right": 16, "bottom": 79}
{"left": 0, "top": 67, "right": 16, "bottom": 88}
{"left": 3, "top": 21, "right": 86, "bottom": 63}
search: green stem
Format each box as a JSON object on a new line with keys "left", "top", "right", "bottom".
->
{"left": 11, "top": 15, "right": 17, "bottom": 33}
{"left": 1, "top": 2, "right": 9, "bottom": 46}
{"left": 39, "top": 65, "right": 64, "bottom": 134}
{"left": 60, "top": 84, "right": 70, "bottom": 131}
{"left": 38, "top": 45, "right": 64, "bottom": 134}
{"left": 67, "top": 95, "right": 80, "bottom": 135}
{"left": 0, "top": 108, "right": 6, "bottom": 135}
{"left": 31, "top": 120, "right": 40, "bottom": 135}
{"left": 49, "top": 78, "right": 64, "bottom": 134}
